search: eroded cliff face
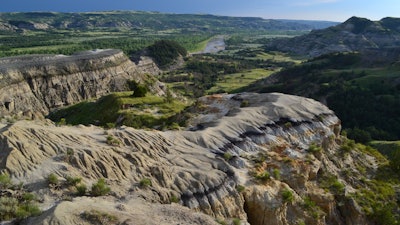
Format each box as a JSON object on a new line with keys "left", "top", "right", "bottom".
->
{"left": 0, "top": 49, "right": 166, "bottom": 119}
{"left": 0, "top": 93, "right": 379, "bottom": 225}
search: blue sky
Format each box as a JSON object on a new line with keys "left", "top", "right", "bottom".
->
{"left": 0, "top": 0, "right": 398, "bottom": 22}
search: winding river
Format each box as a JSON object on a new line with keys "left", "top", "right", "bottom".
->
{"left": 193, "top": 36, "right": 226, "bottom": 54}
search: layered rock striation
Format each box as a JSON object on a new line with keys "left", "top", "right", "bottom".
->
{"left": 0, "top": 49, "right": 165, "bottom": 119}
{"left": 0, "top": 93, "right": 381, "bottom": 225}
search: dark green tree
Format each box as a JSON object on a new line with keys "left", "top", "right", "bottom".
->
{"left": 127, "top": 80, "right": 148, "bottom": 97}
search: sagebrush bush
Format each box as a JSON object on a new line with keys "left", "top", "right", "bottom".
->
{"left": 0, "top": 197, "right": 18, "bottom": 221}
{"left": 47, "top": 173, "right": 59, "bottom": 186}
{"left": 66, "top": 176, "right": 82, "bottom": 186}
{"left": 139, "top": 178, "right": 152, "bottom": 188}
{"left": 170, "top": 195, "right": 180, "bottom": 203}
{"left": 15, "top": 203, "right": 41, "bottom": 219}
{"left": 0, "top": 196, "right": 41, "bottom": 220}
{"left": 90, "top": 179, "right": 110, "bottom": 196}
{"left": 0, "top": 173, "right": 12, "bottom": 189}
{"left": 106, "top": 135, "right": 121, "bottom": 146}
{"left": 76, "top": 184, "right": 87, "bottom": 196}
{"left": 223, "top": 152, "right": 233, "bottom": 161}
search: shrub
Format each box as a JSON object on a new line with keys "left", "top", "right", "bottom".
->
{"left": 127, "top": 80, "right": 148, "bottom": 97}
{"left": 236, "top": 185, "right": 245, "bottom": 193}
{"left": 0, "top": 173, "right": 12, "bottom": 189}
{"left": 351, "top": 179, "right": 397, "bottom": 224}
{"left": 168, "top": 122, "right": 180, "bottom": 130}
{"left": 64, "top": 148, "right": 75, "bottom": 163}
{"left": 16, "top": 203, "right": 41, "bottom": 219}
{"left": 307, "top": 143, "right": 322, "bottom": 154}
{"left": 0, "top": 196, "right": 41, "bottom": 220}
{"left": 66, "top": 148, "right": 74, "bottom": 156}
{"left": 273, "top": 168, "right": 281, "bottom": 180}
{"left": 106, "top": 135, "right": 121, "bottom": 146}
{"left": 57, "top": 118, "right": 67, "bottom": 126}
{"left": 90, "top": 179, "right": 110, "bottom": 197}
{"left": 233, "top": 218, "right": 241, "bottom": 225}
{"left": 164, "top": 89, "right": 174, "bottom": 103}
{"left": 132, "top": 85, "right": 148, "bottom": 97}
{"left": 0, "top": 197, "right": 18, "bottom": 221}
{"left": 302, "top": 196, "right": 323, "bottom": 219}
{"left": 76, "top": 184, "right": 87, "bottom": 196}
{"left": 47, "top": 173, "right": 59, "bottom": 186}
{"left": 66, "top": 176, "right": 82, "bottom": 186}
{"left": 331, "top": 180, "right": 345, "bottom": 194}
{"left": 319, "top": 173, "right": 345, "bottom": 195}
{"left": 21, "top": 193, "right": 37, "bottom": 202}
{"left": 170, "top": 195, "right": 180, "bottom": 203}
{"left": 282, "top": 188, "right": 294, "bottom": 203}
{"left": 340, "top": 138, "right": 356, "bottom": 153}
{"left": 139, "top": 178, "right": 152, "bottom": 188}
{"left": 255, "top": 171, "right": 270, "bottom": 183}
{"left": 223, "top": 152, "right": 233, "bottom": 161}
{"left": 216, "top": 218, "right": 227, "bottom": 225}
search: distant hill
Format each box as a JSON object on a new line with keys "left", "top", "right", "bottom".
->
{"left": 276, "top": 19, "right": 339, "bottom": 29}
{"left": 0, "top": 11, "right": 336, "bottom": 33}
{"left": 266, "top": 16, "right": 400, "bottom": 57}
{"left": 242, "top": 51, "right": 400, "bottom": 141}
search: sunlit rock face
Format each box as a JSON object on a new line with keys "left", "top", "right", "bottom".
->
{"left": 0, "top": 49, "right": 166, "bottom": 119}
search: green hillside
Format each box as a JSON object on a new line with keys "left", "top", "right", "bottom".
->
{"left": 242, "top": 52, "right": 400, "bottom": 142}
{"left": 48, "top": 92, "right": 189, "bottom": 130}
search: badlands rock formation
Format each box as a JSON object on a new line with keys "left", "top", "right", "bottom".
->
{"left": 0, "top": 49, "right": 165, "bottom": 119}
{"left": 0, "top": 92, "right": 379, "bottom": 225}
{"left": 266, "top": 16, "right": 400, "bottom": 57}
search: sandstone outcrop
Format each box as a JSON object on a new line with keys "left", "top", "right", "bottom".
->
{"left": 0, "top": 49, "right": 167, "bottom": 119}
{"left": 0, "top": 93, "right": 382, "bottom": 225}
{"left": 134, "top": 56, "right": 161, "bottom": 76}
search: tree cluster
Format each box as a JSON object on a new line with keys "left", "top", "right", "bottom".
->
{"left": 147, "top": 40, "right": 187, "bottom": 67}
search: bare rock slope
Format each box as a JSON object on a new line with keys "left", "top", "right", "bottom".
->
{"left": 0, "top": 93, "right": 381, "bottom": 225}
{"left": 0, "top": 49, "right": 164, "bottom": 119}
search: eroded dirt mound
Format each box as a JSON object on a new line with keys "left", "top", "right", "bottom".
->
{"left": 0, "top": 93, "right": 382, "bottom": 225}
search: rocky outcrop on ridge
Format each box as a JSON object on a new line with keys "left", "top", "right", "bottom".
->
{"left": 0, "top": 49, "right": 166, "bottom": 119}
{"left": 266, "top": 16, "right": 400, "bottom": 57}
{"left": 133, "top": 56, "right": 162, "bottom": 76}
{"left": 0, "top": 92, "right": 384, "bottom": 225}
